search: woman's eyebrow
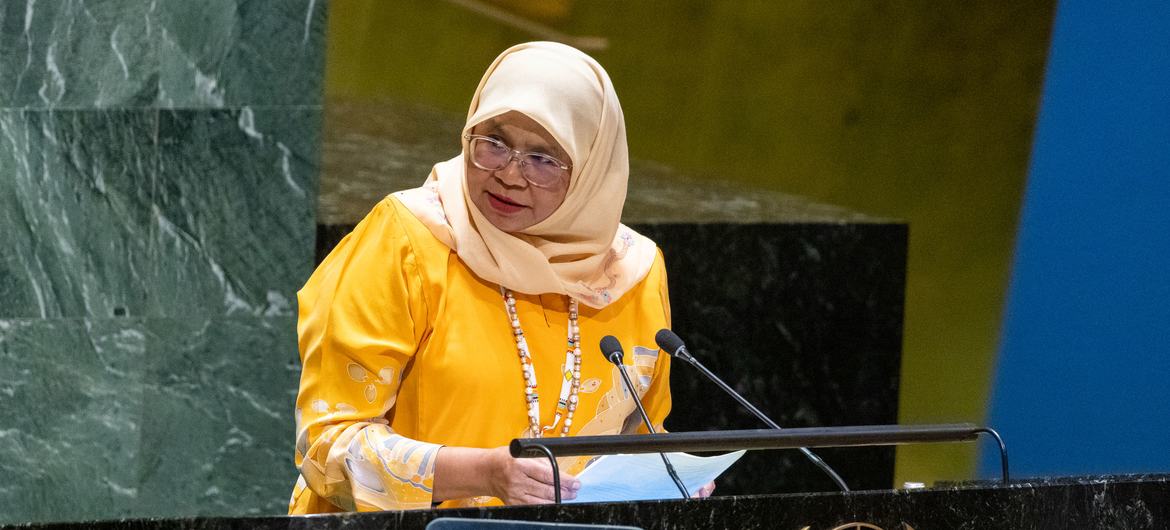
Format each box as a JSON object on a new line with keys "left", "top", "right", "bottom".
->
{"left": 493, "top": 128, "right": 556, "bottom": 153}
{"left": 478, "top": 121, "right": 569, "bottom": 161}
{"left": 483, "top": 122, "right": 504, "bottom": 135}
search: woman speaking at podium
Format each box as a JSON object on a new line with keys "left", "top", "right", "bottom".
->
{"left": 289, "top": 42, "right": 686, "bottom": 513}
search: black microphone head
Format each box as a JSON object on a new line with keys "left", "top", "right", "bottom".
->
{"left": 599, "top": 335, "right": 624, "bottom": 364}
{"left": 655, "top": 329, "right": 687, "bottom": 357}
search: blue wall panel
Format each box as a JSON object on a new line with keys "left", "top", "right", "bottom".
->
{"left": 985, "top": 1, "right": 1170, "bottom": 477}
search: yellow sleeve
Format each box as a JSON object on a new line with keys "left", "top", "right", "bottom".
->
{"left": 638, "top": 249, "right": 673, "bottom": 433}
{"left": 291, "top": 198, "right": 440, "bottom": 512}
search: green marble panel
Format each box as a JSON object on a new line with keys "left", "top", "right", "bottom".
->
{"left": 136, "top": 317, "right": 300, "bottom": 518}
{"left": 149, "top": 108, "right": 319, "bottom": 317}
{"left": 0, "top": 110, "right": 155, "bottom": 319}
{"left": 0, "top": 316, "right": 301, "bottom": 524}
{"left": 0, "top": 0, "right": 157, "bottom": 109}
{"left": 0, "top": 318, "right": 146, "bottom": 524}
{"left": 156, "top": 0, "right": 327, "bottom": 107}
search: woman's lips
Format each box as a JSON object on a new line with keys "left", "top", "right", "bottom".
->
{"left": 486, "top": 192, "right": 527, "bottom": 214}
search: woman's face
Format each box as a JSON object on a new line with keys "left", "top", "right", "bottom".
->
{"left": 466, "top": 111, "right": 572, "bottom": 233}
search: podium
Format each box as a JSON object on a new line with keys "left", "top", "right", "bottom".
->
{"left": 5, "top": 474, "right": 1167, "bottom": 529}
{"left": 7, "top": 426, "right": 1165, "bottom": 529}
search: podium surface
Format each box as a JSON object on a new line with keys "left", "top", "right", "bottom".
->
{"left": 6, "top": 474, "right": 1167, "bottom": 530}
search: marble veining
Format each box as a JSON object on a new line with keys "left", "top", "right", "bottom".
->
{"left": 0, "top": 0, "right": 327, "bottom": 525}
{"left": 0, "top": 0, "right": 327, "bottom": 109}
{"left": 0, "top": 109, "right": 156, "bottom": 319}
{"left": 0, "top": 318, "right": 147, "bottom": 522}
{"left": 0, "top": 108, "right": 319, "bottom": 319}
{"left": 134, "top": 317, "right": 300, "bottom": 519}
{"left": 155, "top": 0, "right": 326, "bottom": 108}
{"left": 0, "top": 0, "right": 157, "bottom": 108}
{"left": 148, "top": 108, "right": 319, "bottom": 317}
{"left": 0, "top": 316, "right": 301, "bottom": 524}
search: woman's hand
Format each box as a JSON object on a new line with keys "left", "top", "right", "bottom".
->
{"left": 486, "top": 446, "right": 580, "bottom": 504}
{"left": 433, "top": 445, "right": 579, "bottom": 504}
{"left": 696, "top": 481, "right": 716, "bottom": 498}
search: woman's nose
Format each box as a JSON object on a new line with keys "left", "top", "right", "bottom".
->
{"left": 495, "top": 156, "right": 529, "bottom": 187}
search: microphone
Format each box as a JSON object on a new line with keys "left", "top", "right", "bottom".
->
{"left": 599, "top": 335, "right": 691, "bottom": 500}
{"left": 655, "top": 329, "right": 851, "bottom": 492}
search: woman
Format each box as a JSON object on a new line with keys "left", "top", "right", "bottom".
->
{"left": 289, "top": 42, "right": 695, "bottom": 513}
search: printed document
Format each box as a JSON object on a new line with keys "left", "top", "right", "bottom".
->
{"left": 568, "top": 450, "right": 746, "bottom": 503}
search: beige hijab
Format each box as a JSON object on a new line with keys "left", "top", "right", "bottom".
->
{"left": 395, "top": 41, "right": 656, "bottom": 309}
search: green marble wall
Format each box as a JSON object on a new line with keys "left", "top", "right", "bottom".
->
{"left": 0, "top": 0, "right": 326, "bottom": 524}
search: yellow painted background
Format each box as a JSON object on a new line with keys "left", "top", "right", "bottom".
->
{"left": 322, "top": 0, "right": 1055, "bottom": 485}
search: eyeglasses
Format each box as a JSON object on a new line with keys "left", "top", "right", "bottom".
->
{"left": 464, "top": 134, "right": 571, "bottom": 188}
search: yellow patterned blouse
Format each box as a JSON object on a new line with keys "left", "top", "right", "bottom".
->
{"left": 289, "top": 196, "right": 673, "bottom": 513}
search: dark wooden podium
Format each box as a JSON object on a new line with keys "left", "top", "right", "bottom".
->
{"left": 6, "top": 474, "right": 1168, "bottom": 530}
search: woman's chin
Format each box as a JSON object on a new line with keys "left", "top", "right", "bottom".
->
{"left": 482, "top": 209, "right": 534, "bottom": 233}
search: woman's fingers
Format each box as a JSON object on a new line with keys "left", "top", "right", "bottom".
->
{"left": 505, "top": 479, "right": 578, "bottom": 505}
{"left": 490, "top": 447, "right": 580, "bottom": 504}
{"left": 697, "top": 481, "right": 716, "bottom": 497}
{"left": 519, "top": 460, "right": 580, "bottom": 501}
{"left": 518, "top": 458, "right": 581, "bottom": 490}
{"left": 522, "top": 483, "right": 579, "bottom": 504}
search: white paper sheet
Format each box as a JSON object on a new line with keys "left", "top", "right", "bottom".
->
{"left": 567, "top": 450, "right": 746, "bottom": 503}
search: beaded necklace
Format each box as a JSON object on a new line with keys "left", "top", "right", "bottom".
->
{"left": 501, "top": 287, "right": 581, "bottom": 438}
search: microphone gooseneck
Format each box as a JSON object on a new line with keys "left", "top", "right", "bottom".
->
{"left": 654, "top": 329, "right": 851, "bottom": 492}
{"left": 599, "top": 335, "right": 691, "bottom": 500}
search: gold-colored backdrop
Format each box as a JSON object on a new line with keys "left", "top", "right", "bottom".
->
{"left": 322, "top": 0, "right": 1055, "bottom": 485}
